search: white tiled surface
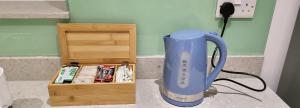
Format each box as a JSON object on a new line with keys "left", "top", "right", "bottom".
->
{"left": 8, "top": 78, "right": 289, "bottom": 108}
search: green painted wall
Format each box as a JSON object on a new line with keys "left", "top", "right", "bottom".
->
{"left": 0, "top": 0, "right": 276, "bottom": 56}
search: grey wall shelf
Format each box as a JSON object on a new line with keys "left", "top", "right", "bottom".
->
{"left": 0, "top": 0, "right": 69, "bottom": 19}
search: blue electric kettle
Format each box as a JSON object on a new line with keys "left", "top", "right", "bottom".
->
{"left": 161, "top": 29, "right": 227, "bottom": 107}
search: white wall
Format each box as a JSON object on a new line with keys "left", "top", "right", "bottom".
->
{"left": 261, "top": 0, "right": 300, "bottom": 91}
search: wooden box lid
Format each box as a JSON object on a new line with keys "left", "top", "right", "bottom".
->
{"left": 57, "top": 23, "right": 136, "bottom": 64}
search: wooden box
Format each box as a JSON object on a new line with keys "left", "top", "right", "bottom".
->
{"left": 48, "top": 23, "right": 136, "bottom": 106}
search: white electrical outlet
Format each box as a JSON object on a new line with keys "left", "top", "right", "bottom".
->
{"left": 216, "top": 0, "right": 257, "bottom": 18}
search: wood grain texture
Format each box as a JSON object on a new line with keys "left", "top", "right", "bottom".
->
{"left": 57, "top": 25, "right": 69, "bottom": 65}
{"left": 57, "top": 23, "right": 136, "bottom": 64}
{"left": 50, "top": 23, "right": 137, "bottom": 106}
{"left": 48, "top": 82, "right": 135, "bottom": 106}
{"left": 48, "top": 64, "right": 136, "bottom": 106}
{"left": 129, "top": 26, "right": 136, "bottom": 65}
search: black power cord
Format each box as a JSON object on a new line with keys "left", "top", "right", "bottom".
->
{"left": 212, "top": 2, "right": 267, "bottom": 92}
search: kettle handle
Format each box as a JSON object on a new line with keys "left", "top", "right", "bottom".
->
{"left": 205, "top": 33, "right": 227, "bottom": 90}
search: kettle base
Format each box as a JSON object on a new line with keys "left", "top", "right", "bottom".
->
{"left": 161, "top": 93, "right": 204, "bottom": 107}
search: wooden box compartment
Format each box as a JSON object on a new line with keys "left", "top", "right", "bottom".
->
{"left": 48, "top": 23, "right": 136, "bottom": 106}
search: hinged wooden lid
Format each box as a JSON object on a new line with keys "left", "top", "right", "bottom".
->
{"left": 57, "top": 23, "right": 136, "bottom": 64}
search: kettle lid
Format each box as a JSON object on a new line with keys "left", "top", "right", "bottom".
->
{"left": 170, "top": 29, "right": 205, "bottom": 40}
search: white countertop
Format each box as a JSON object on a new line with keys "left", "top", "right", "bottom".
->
{"left": 8, "top": 78, "right": 289, "bottom": 108}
